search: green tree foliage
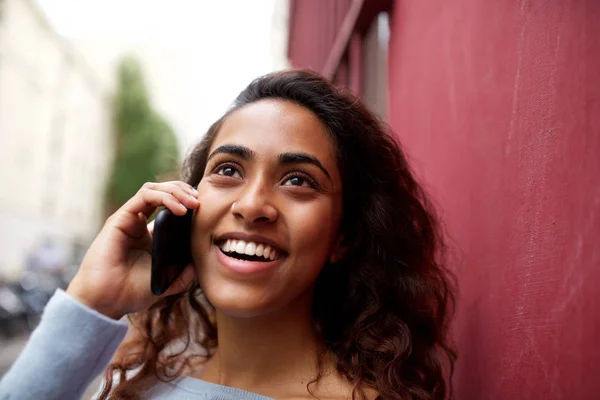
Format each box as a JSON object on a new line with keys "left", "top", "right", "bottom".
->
{"left": 105, "top": 56, "right": 180, "bottom": 214}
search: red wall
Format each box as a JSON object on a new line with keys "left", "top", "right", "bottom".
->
{"left": 387, "top": 2, "right": 600, "bottom": 399}
{"left": 287, "top": 1, "right": 600, "bottom": 398}
{"left": 288, "top": 0, "right": 351, "bottom": 72}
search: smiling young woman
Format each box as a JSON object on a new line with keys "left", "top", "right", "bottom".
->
{"left": 0, "top": 70, "right": 456, "bottom": 400}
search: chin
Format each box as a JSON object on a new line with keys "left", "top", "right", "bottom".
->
{"left": 201, "top": 280, "right": 285, "bottom": 319}
{"left": 195, "top": 248, "right": 317, "bottom": 319}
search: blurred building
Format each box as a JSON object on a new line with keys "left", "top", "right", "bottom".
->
{"left": 270, "top": 0, "right": 291, "bottom": 71}
{"left": 287, "top": 0, "right": 600, "bottom": 399}
{"left": 0, "top": 0, "right": 112, "bottom": 279}
{"left": 55, "top": 0, "right": 291, "bottom": 154}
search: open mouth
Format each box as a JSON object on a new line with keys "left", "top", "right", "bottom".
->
{"left": 220, "top": 251, "right": 270, "bottom": 262}
{"left": 216, "top": 239, "right": 285, "bottom": 262}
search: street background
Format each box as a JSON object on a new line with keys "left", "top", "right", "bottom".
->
{"left": 0, "top": 0, "right": 288, "bottom": 396}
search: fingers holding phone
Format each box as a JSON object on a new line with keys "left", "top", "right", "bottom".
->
{"left": 115, "top": 182, "right": 199, "bottom": 237}
{"left": 66, "top": 181, "right": 199, "bottom": 320}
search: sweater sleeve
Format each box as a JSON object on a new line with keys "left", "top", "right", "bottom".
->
{"left": 0, "top": 289, "right": 128, "bottom": 400}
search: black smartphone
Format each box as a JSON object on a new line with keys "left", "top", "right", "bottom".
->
{"left": 150, "top": 207, "right": 193, "bottom": 296}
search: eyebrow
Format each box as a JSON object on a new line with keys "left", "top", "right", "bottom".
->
{"left": 207, "top": 144, "right": 331, "bottom": 180}
{"left": 278, "top": 152, "right": 331, "bottom": 180}
{"left": 208, "top": 145, "right": 255, "bottom": 161}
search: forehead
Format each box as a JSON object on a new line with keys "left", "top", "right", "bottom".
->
{"left": 212, "top": 99, "right": 337, "bottom": 166}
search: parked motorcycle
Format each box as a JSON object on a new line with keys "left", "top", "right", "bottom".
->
{"left": 0, "top": 270, "right": 64, "bottom": 339}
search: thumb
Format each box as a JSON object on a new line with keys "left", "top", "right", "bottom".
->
{"left": 161, "top": 264, "right": 196, "bottom": 297}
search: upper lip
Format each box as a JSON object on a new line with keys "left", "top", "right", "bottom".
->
{"left": 214, "top": 232, "right": 287, "bottom": 254}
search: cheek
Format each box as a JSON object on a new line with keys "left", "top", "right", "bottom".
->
{"left": 196, "top": 178, "right": 229, "bottom": 206}
{"left": 192, "top": 182, "right": 231, "bottom": 250}
{"left": 291, "top": 201, "right": 341, "bottom": 257}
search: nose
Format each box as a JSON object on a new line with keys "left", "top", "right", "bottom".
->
{"left": 231, "top": 179, "right": 278, "bottom": 225}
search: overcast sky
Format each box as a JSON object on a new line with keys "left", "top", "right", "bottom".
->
{"left": 35, "top": 0, "right": 281, "bottom": 152}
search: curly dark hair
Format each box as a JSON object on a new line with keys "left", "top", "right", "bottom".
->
{"left": 98, "top": 69, "right": 456, "bottom": 400}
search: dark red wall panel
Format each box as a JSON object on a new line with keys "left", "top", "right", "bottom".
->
{"left": 288, "top": 0, "right": 351, "bottom": 72}
{"left": 387, "top": 2, "right": 600, "bottom": 399}
{"left": 287, "top": 1, "right": 600, "bottom": 398}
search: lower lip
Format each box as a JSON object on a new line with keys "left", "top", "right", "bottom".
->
{"left": 215, "top": 245, "right": 284, "bottom": 275}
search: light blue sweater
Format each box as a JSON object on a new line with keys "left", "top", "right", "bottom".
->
{"left": 0, "top": 290, "right": 272, "bottom": 400}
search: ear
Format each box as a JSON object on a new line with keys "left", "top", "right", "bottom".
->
{"left": 328, "top": 233, "right": 348, "bottom": 264}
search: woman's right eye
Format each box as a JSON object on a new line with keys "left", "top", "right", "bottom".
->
{"left": 216, "top": 165, "right": 242, "bottom": 178}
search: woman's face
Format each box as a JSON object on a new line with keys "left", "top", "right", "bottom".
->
{"left": 192, "top": 99, "right": 344, "bottom": 317}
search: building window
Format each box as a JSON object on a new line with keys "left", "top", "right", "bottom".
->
{"left": 0, "top": 0, "right": 5, "bottom": 25}
{"left": 42, "top": 197, "right": 56, "bottom": 217}
{"left": 49, "top": 112, "right": 65, "bottom": 155}
{"left": 318, "top": 0, "right": 392, "bottom": 119}
{"left": 362, "top": 12, "right": 389, "bottom": 120}
{"left": 15, "top": 145, "right": 32, "bottom": 168}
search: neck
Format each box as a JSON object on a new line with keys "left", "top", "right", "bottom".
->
{"left": 198, "top": 292, "right": 326, "bottom": 395}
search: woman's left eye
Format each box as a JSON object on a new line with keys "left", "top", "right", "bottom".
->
{"left": 282, "top": 175, "right": 314, "bottom": 188}
{"left": 216, "top": 165, "right": 242, "bottom": 178}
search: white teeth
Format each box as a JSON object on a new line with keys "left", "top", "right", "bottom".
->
{"left": 235, "top": 240, "right": 246, "bottom": 253}
{"left": 256, "top": 244, "right": 264, "bottom": 257}
{"left": 219, "top": 239, "right": 280, "bottom": 261}
{"left": 244, "top": 242, "right": 256, "bottom": 255}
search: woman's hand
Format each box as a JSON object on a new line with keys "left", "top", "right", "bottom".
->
{"left": 66, "top": 181, "right": 200, "bottom": 319}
